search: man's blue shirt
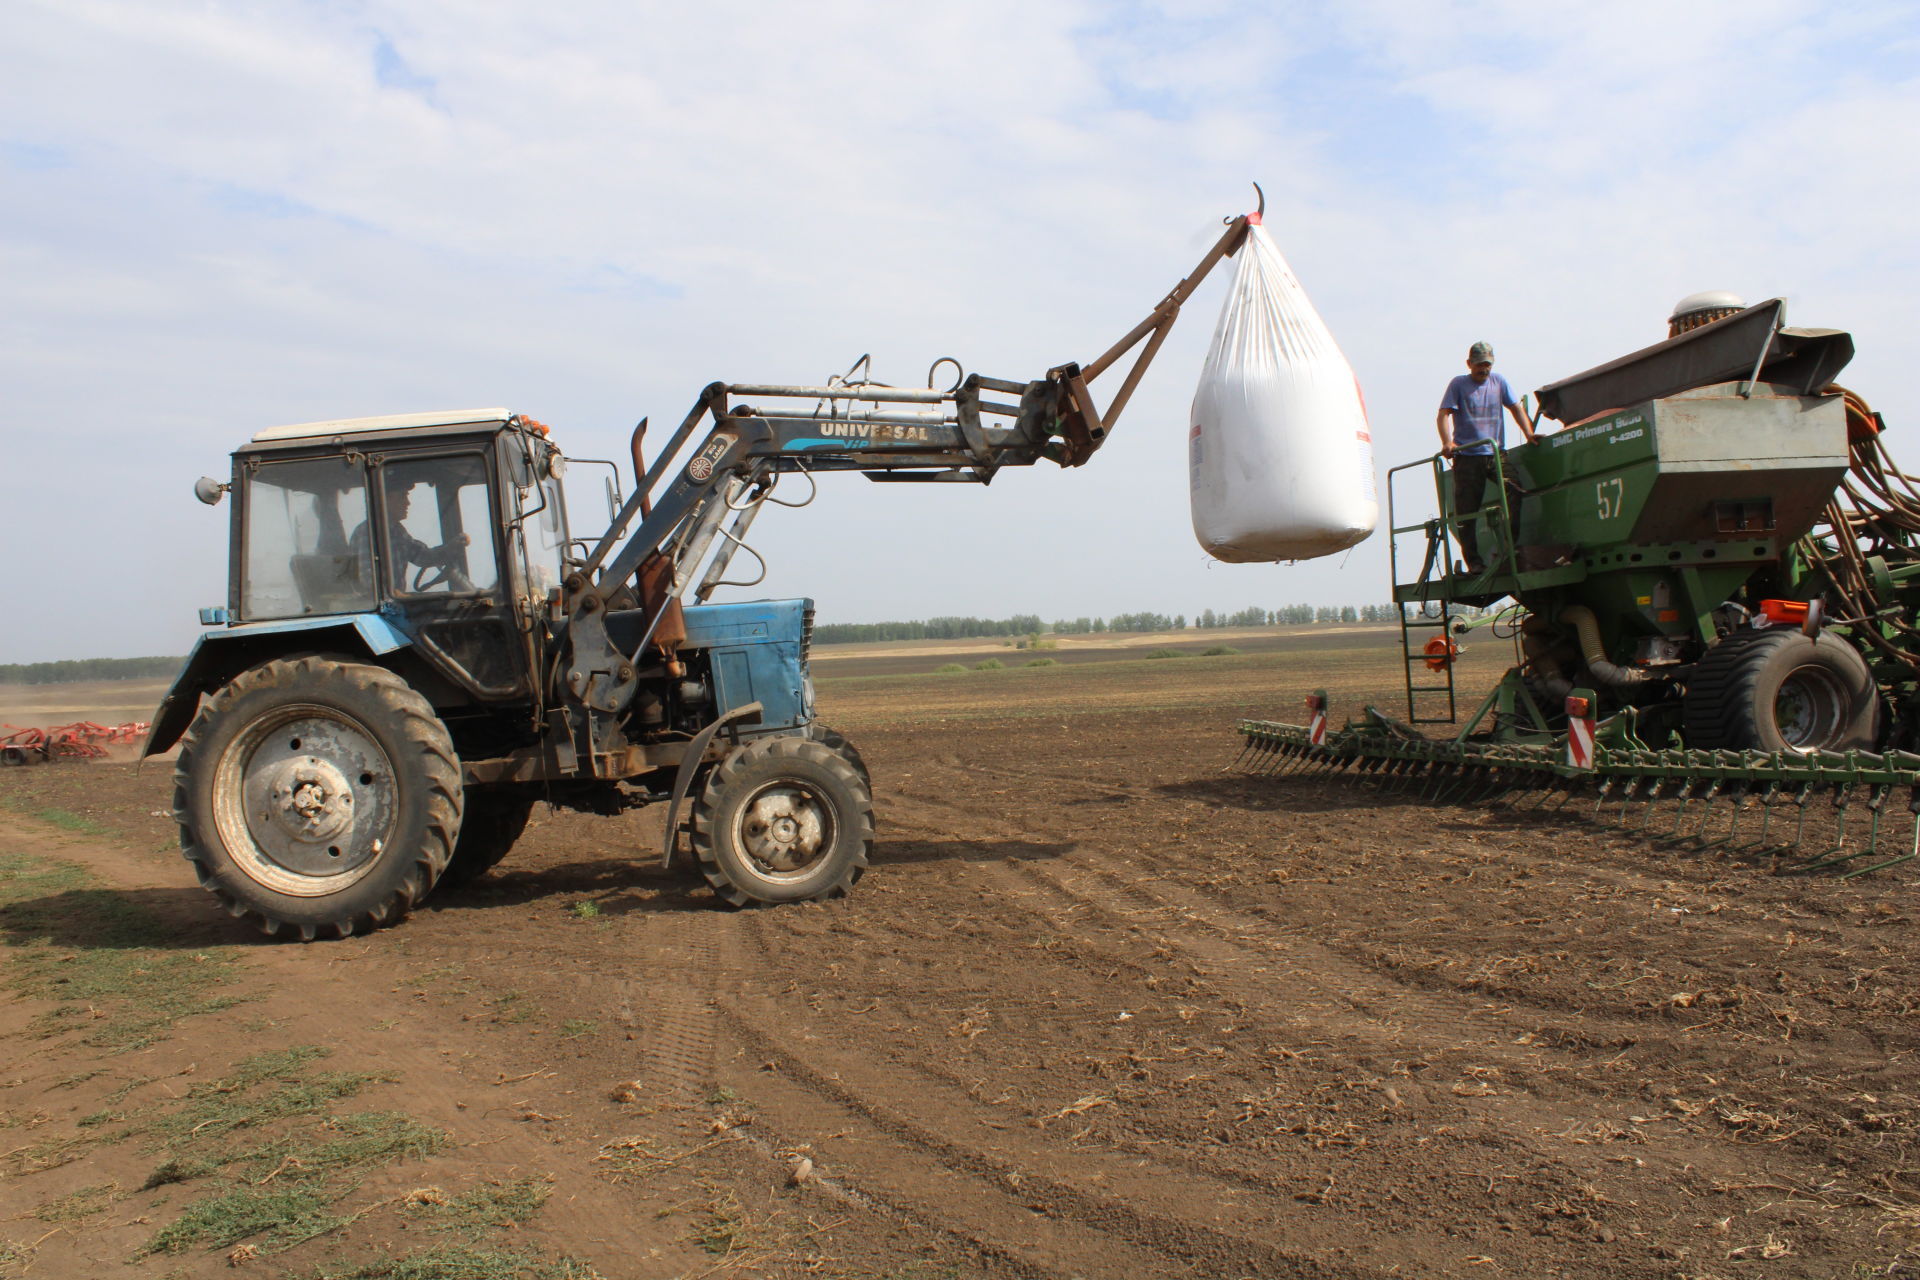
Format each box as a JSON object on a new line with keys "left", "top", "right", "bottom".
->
{"left": 1440, "top": 373, "right": 1518, "bottom": 454}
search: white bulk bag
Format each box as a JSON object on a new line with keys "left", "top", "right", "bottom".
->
{"left": 1188, "top": 222, "right": 1377, "bottom": 562}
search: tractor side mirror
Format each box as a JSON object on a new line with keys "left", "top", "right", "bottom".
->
{"left": 193, "top": 476, "right": 229, "bottom": 506}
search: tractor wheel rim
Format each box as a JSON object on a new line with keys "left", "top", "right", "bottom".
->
{"left": 212, "top": 704, "right": 397, "bottom": 897}
{"left": 1774, "top": 665, "right": 1847, "bottom": 751}
{"left": 735, "top": 782, "right": 832, "bottom": 878}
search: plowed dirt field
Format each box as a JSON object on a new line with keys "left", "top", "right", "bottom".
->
{"left": 2, "top": 627, "right": 1917, "bottom": 1279}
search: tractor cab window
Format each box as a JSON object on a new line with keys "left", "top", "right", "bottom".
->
{"left": 521, "top": 473, "right": 568, "bottom": 597}
{"left": 241, "top": 456, "right": 374, "bottom": 620}
{"left": 374, "top": 456, "right": 500, "bottom": 596}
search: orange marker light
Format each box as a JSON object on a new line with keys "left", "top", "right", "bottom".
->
{"left": 1758, "top": 599, "right": 1809, "bottom": 626}
{"left": 1422, "top": 636, "right": 1459, "bottom": 671}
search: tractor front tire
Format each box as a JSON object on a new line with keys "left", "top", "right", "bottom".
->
{"left": 436, "top": 789, "right": 536, "bottom": 892}
{"left": 806, "top": 722, "right": 871, "bottom": 790}
{"left": 1683, "top": 629, "right": 1880, "bottom": 753}
{"left": 174, "top": 656, "right": 463, "bottom": 940}
{"left": 689, "top": 735, "right": 872, "bottom": 907}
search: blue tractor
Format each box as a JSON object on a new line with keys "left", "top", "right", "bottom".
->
{"left": 141, "top": 201, "right": 1265, "bottom": 939}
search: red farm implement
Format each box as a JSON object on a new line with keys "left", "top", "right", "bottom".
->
{"left": 1, "top": 721, "right": 149, "bottom": 765}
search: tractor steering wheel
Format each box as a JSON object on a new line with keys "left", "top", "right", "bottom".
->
{"left": 410, "top": 563, "right": 449, "bottom": 593}
{"left": 410, "top": 560, "right": 475, "bottom": 594}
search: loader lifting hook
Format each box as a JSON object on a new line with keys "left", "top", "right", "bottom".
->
{"left": 1226, "top": 181, "right": 1266, "bottom": 227}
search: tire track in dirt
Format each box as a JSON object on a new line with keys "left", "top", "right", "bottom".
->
{"left": 615, "top": 908, "right": 730, "bottom": 1106}
{"left": 720, "top": 891, "right": 1602, "bottom": 1278}
{"left": 876, "top": 768, "right": 1833, "bottom": 1198}
{"left": 915, "top": 755, "right": 1833, "bottom": 1051}
{"left": 716, "top": 983, "right": 1409, "bottom": 1280}
{"left": 886, "top": 778, "right": 1522, "bottom": 1055}
{"left": 951, "top": 750, "right": 1881, "bottom": 940}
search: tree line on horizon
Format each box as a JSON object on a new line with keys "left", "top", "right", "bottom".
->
{"left": 10, "top": 603, "right": 1499, "bottom": 676}
{"left": 0, "top": 655, "right": 186, "bottom": 686}
{"left": 813, "top": 604, "right": 1487, "bottom": 646}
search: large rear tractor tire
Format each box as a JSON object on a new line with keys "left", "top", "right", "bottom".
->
{"left": 436, "top": 789, "right": 536, "bottom": 892}
{"left": 1683, "top": 629, "right": 1880, "bottom": 753}
{"left": 173, "top": 656, "right": 463, "bottom": 940}
{"left": 689, "top": 735, "right": 872, "bottom": 907}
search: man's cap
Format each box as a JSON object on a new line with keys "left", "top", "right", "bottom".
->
{"left": 1468, "top": 341, "right": 1495, "bottom": 365}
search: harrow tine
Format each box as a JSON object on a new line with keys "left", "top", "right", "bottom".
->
{"left": 1661, "top": 778, "right": 1700, "bottom": 842}
{"left": 1508, "top": 770, "right": 1552, "bottom": 808}
{"left": 1794, "top": 784, "right": 1890, "bottom": 873}
{"left": 1733, "top": 782, "right": 1781, "bottom": 853}
{"left": 1635, "top": 777, "right": 1667, "bottom": 833}
{"left": 1689, "top": 778, "right": 1724, "bottom": 844}
{"left": 1229, "top": 734, "right": 1257, "bottom": 771}
{"left": 1516, "top": 774, "right": 1557, "bottom": 810}
{"left": 1788, "top": 784, "right": 1813, "bottom": 852}
{"left": 1698, "top": 782, "right": 1747, "bottom": 850}
{"left": 1590, "top": 776, "right": 1616, "bottom": 816}
{"left": 1839, "top": 789, "right": 1920, "bottom": 878}
{"left": 1431, "top": 764, "right": 1473, "bottom": 805}
{"left": 1489, "top": 766, "right": 1527, "bottom": 806}
{"left": 1787, "top": 782, "right": 1852, "bottom": 865}
{"left": 1636, "top": 777, "right": 1671, "bottom": 835}
{"left": 1608, "top": 775, "right": 1642, "bottom": 826}
{"left": 1545, "top": 776, "right": 1583, "bottom": 811}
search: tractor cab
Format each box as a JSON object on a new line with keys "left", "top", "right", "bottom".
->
{"left": 215, "top": 409, "right": 571, "bottom": 707}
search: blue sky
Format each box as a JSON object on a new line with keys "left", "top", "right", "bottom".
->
{"left": 3, "top": 0, "right": 1918, "bottom": 662}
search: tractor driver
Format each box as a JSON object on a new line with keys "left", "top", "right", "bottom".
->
{"left": 352, "top": 479, "right": 472, "bottom": 592}
{"left": 1436, "top": 340, "right": 1535, "bottom": 575}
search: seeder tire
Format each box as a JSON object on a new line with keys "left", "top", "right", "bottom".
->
{"left": 689, "top": 735, "right": 872, "bottom": 907}
{"left": 1683, "top": 629, "right": 1879, "bottom": 753}
{"left": 174, "top": 656, "right": 463, "bottom": 940}
{"left": 436, "top": 789, "right": 536, "bottom": 892}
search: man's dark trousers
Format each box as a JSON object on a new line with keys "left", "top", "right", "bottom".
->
{"left": 1451, "top": 451, "right": 1498, "bottom": 571}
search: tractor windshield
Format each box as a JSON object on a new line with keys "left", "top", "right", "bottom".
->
{"left": 241, "top": 456, "right": 374, "bottom": 620}
{"left": 377, "top": 455, "right": 501, "bottom": 596}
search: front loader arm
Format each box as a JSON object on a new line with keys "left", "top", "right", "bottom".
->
{"left": 561, "top": 195, "right": 1261, "bottom": 714}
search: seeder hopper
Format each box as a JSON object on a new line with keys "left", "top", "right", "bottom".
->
{"left": 1240, "top": 298, "right": 1920, "bottom": 876}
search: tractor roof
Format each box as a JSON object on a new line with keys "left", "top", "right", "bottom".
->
{"left": 250, "top": 408, "right": 513, "bottom": 444}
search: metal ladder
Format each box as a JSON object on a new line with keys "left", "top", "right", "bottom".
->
{"left": 1387, "top": 456, "right": 1459, "bottom": 724}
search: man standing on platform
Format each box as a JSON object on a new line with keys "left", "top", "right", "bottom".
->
{"left": 1437, "top": 340, "right": 1535, "bottom": 574}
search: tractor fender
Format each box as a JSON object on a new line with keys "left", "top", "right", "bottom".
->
{"left": 141, "top": 613, "right": 413, "bottom": 758}
{"left": 660, "top": 701, "right": 764, "bottom": 868}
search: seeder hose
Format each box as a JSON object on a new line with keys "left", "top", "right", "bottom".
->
{"left": 1559, "top": 605, "right": 1652, "bottom": 688}
{"left": 1801, "top": 388, "right": 1920, "bottom": 672}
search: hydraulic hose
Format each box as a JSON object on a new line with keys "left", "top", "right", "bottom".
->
{"left": 1559, "top": 605, "right": 1652, "bottom": 688}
